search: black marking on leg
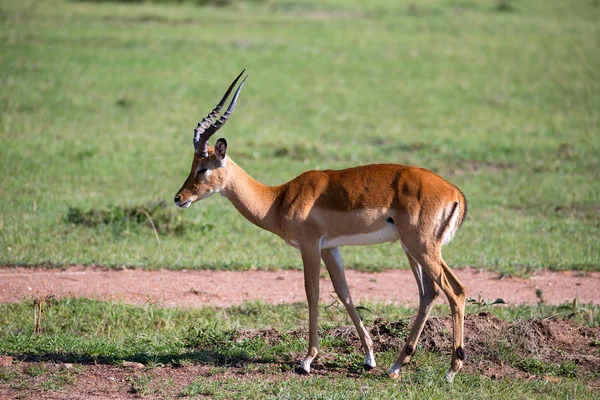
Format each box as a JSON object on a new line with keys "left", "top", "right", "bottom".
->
{"left": 456, "top": 346, "right": 465, "bottom": 361}
{"left": 405, "top": 345, "right": 414, "bottom": 356}
{"left": 295, "top": 366, "right": 310, "bottom": 375}
{"left": 386, "top": 217, "right": 395, "bottom": 224}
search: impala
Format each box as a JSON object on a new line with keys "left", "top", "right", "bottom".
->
{"left": 174, "top": 71, "right": 468, "bottom": 381}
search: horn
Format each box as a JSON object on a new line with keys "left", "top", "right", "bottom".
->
{"left": 193, "top": 70, "right": 248, "bottom": 157}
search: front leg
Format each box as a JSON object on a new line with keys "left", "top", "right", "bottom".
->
{"left": 299, "top": 242, "right": 322, "bottom": 374}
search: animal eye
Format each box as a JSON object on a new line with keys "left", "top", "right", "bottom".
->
{"left": 196, "top": 168, "right": 208, "bottom": 175}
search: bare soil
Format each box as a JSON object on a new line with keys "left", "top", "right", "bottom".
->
{"left": 1, "top": 266, "right": 599, "bottom": 308}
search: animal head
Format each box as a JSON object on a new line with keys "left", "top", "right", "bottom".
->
{"left": 174, "top": 71, "right": 247, "bottom": 208}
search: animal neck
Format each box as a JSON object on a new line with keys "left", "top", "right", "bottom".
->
{"left": 222, "top": 158, "right": 284, "bottom": 236}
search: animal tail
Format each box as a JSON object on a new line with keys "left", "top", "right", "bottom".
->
{"left": 438, "top": 190, "right": 467, "bottom": 245}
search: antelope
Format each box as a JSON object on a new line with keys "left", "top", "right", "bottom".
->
{"left": 174, "top": 71, "right": 468, "bottom": 382}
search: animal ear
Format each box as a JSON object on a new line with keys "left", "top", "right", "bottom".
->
{"left": 214, "top": 138, "right": 227, "bottom": 161}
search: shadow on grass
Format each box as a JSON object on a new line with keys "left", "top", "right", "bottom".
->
{"left": 11, "top": 326, "right": 370, "bottom": 375}
{"left": 14, "top": 349, "right": 361, "bottom": 376}
{"left": 13, "top": 350, "right": 375, "bottom": 377}
{"left": 14, "top": 349, "right": 280, "bottom": 367}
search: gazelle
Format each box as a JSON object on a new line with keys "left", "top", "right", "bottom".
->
{"left": 174, "top": 71, "right": 468, "bottom": 381}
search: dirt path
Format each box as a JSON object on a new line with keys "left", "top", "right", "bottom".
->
{"left": 1, "top": 266, "right": 599, "bottom": 307}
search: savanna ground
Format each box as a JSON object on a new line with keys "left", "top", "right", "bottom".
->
{"left": 1, "top": 0, "right": 599, "bottom": 398}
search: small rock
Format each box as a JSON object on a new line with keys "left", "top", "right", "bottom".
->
{"left": 122, "top": 361, "right": 145, "bottom": 369}
{"left": 0, "top": 356, "right": 13, "bottom": 367}
{"left": 62, "top": 363, "right": 74, "bottom": 370}
{"left": 108, "top": 377, "right": 117, "bottom": 382}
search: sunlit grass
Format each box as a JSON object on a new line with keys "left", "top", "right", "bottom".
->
{"left": 0, "top": 0, "right": 598, "bottom": 273}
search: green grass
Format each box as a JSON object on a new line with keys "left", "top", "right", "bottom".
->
{"left": 0, "top": 0, "right": 599, "bottom": 274}
{"left": 2, "top": 299, "right": 596, "bottom": 364}
{"left": 176, "top": 374, "right": 595, "bottom": 400}
{"left": 0, "top": 298, "right": 598, "bottom": 398}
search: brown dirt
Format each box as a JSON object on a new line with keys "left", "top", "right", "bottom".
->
{"left": 1, "top": 266, "right": 599, "bottom": 308}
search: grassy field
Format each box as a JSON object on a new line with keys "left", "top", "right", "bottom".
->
{"left": 1, "top": 2, "right": 599, "bottom": 397}
{"left": 1, "top": 0, "right": 599, "bottom": 274}
{"left": 1, "top": 299, "right": 599, "bottom": 398}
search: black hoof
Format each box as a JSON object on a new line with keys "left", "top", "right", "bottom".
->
{"left": 295, "top": 366, "right": 310, "bottom": 375}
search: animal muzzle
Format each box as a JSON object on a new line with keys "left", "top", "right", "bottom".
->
{"left": 174, "top": 193, "right": 193, "bottom": 208}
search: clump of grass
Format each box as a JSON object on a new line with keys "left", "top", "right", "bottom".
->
{"left": 180, "top": 379, "right": 216, "bottom": 397}
{"left": 39, "top": 369, "right": 77, "bottom": 391}
{"left": 272, "top": 142, "right": 322, "bottom": 162}
{"left": 495, "top": 0, "right": 515, "bottom": 12}
{"left": 65, "top": 200, "right": 211, "bottom": 235}
{"left": 33, "top": 294, "right": 55, "bottom": 334}
{"left": 517, "top": 358, "right": 577, "bottom": 378}
{"left": 127, "top": 373, "right": 153, "bottom": 396}
{"left": 467, "top": 293, "right": 506, "bottom": 312}
{"left": 25, "top": 364, "right": 46, "bottom": 378}
{"left": 0, "top": 368, "right": 20, "bottom": 383}
{"left": 184, "top": 323, "right": 238, "bottom": 348}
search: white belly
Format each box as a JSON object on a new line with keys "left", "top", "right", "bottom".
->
{"left": 321, "top": 224, "right": 399, "bottom": 249}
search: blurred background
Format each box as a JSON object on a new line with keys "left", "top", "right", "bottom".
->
{"left": 0, "top": 0, "right": 598, "bottom": 274}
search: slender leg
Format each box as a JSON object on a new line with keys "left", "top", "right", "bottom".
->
{"left": 321, "top": 247, "right": 376, "bottom": 369}
{"left": 389, "top": 252, "right": 439, "bottom": 377}
{"left": 411, "top": 249, "right": 467, "bottom": 382}
{"left": 299, "top": 243, "right": 322, "bottom": 373}
{"left": 438, "top": 258, "right": 466, "bottom": 382}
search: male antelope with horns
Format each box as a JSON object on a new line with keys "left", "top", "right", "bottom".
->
{"left": 174, "top": 71, "right": 468, "bottom": 381}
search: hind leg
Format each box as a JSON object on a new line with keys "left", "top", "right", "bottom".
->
{"left": 322, "top": 247, "right": 376, "bottom": 368}
{"left": 409, "top": 246, "right": 467, "bottom": 382}
{"left": 389, "top": 248, "right": 439, "bottom": 377}
{"left": 437, "top": 257, "right": 467, "bottom": 382}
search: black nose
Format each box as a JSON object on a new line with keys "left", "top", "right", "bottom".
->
{"left": 174, "top": 194, "right": 181, "bottom": 204}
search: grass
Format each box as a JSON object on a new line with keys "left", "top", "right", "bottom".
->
{"left": 0, "top": 1, "right": 599, "bottom": 275}
{"left": 176, "top": 374, "right": 594, "bottom": 400}
{"left": 0, "top": 298, "right": 598, "bottom": 398}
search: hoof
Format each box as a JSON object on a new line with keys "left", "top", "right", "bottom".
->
{"left": 295, "top": 366, "right": 310, "bottom": 375}
{"left": 388, "top": 372, "right": 401, "bottom": 380}
{"left": 364, "top": 352, "right": 376, "bottom": 370}
{"left": 298, "top": 359, "right": 312, "bottom": 375}
{"left": 445, "top": 370, "right": 456, "bottom": 383}
{"left": 388, "top": 363, "right": 401, "bottom": 379}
